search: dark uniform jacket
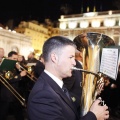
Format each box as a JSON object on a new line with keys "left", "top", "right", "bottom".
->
{"left": 27, "top": 71, "right": 97, "bottom": 120}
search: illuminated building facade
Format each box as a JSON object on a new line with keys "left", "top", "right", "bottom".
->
{"left": 15, "top": 20, "right": 60, "bottom": 57}
{"left": 15, "top": 21, "right": 50, "bottom": 55}
{"left": 0, "top": 27, "right": 31, "bottom": 59}
{"left": 59, "top": 10, "right": 120, "bottom": 45}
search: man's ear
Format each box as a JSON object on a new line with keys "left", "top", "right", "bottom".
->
{"left": 51, "top": 53, "right": 58, "bottom": 63}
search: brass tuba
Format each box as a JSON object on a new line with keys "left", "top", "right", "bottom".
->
{"left": 73, "top": 32, "right": 115, "bottom": 117}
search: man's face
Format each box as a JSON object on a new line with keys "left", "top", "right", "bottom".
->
{"left": 9, "top": 54, "right": 18, "bottom": 61}
{"left": 18, "top": 55, "right": 23, "bottom": 62}
{"left": 55, "top": 45, "right": 76, "bottom": 79}
{"left": 28, "top": 53, "right": 34, "bottom": 59}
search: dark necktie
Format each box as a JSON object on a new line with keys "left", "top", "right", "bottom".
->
{"left": 62, "top": 85, "right": 71, "bottom": 100}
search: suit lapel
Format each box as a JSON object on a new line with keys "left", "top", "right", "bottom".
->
{"left": 41, "top": 72, "right": 79, "bottom": 119}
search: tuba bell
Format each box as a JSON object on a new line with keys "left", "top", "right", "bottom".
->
{"left": 73, "top": 32, "right": 115, "bottom": 117}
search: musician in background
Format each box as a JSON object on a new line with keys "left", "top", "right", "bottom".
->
{"left": 26, "top": 52, "right": 38, "bottom": 63}
{"left": 25, "top": 52, "right": 38, "bottom": 77}
{"left": 17, "top": 54, "right": 31, "bottom": 103}
{"left": 0, "top": 51, "right": 26, "bottom": 120}
{"left": 26, "top": 52, "right": 38, "bottom": 91}
{"left": 75, "top": 49, "right": 83, "bottom": 66}
{"left": 17, "top": 55, "right": 27, "bottom": 67}
{"left": 34, "top": 54, "right": 45, "bottom": 78}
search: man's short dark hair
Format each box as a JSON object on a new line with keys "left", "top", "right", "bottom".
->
{"left": 8, "top": 51, "right": 18, "bottom": 57}
{"left": 42, "top": 36, "right": 76, "bottom": 62}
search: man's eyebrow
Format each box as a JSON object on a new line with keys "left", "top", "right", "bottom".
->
{"left": 70, "top": 55, "right": 75, "bottom": 58}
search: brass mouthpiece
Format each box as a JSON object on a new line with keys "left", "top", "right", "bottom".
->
{"left": 72, "top": 67, "right": 83, "bottom": 71}
{"left": 72, "top": 67, "right": 98, "bottom": 76}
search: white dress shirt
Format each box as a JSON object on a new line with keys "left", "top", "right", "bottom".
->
{"left": 44, "top": 70, "right": 63, "bottom": 88}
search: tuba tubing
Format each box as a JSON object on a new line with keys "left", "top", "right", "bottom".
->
{"left": 0, "top": 74, "right": 26, "bottom": 107}
{"left": 72, "top": 67, "right": 104, "bottom": 116}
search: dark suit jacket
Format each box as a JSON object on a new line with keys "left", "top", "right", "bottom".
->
{"left": 27, "top": 72, "right": 96, "bottom": 120}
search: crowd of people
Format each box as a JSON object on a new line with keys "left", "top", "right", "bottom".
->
{"left": 0, "top": 34, "right": 120, "bottom": 120}
{"left": 0, "top": 48, "right": 44, "bottom": 120}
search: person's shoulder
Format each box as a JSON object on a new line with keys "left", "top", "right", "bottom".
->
{"left": 36, "top": 61, "right": 45, "bottom": 67}
{"left": 33, "top": 58, "right": 38, "bottom": 62}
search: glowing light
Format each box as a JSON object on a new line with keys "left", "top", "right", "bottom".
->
{"left": 68, "top": 21, "right": 77, "bottom": 29}
{"left": 104, "top": 19, "right": 116, "bottom": 27}
{"left": 29, "top": 48, "right": 34, "bottom": 52}
{"left": 118, "top": 19, "right": 120, "bottom": 26}
{"left": 8, "top": 29, "right": 11, "bottom": 32}
{"left": 108, "top": 11, "right": 112, "bottom": 15}
{"left": 80, "top": 21, "right": 89, "bottom": 28}
{"left": 59, "top": 22, "right": 67, "bottom": 29}
{"left": 91, "top": 20, "right": 100, "bottom": 28}
{"left": 91, "top": 44, "right": 94, "bottom": 48}
{"left": 12, "top": 30, "right": 16, "bottom": 33}
{"left": 61, "top": 15, "right": 64, "bottom": 19}
{"left": 83, "top": 12, "right": 98, "bottom": 17}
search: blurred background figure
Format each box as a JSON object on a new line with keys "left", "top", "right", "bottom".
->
{"left": 17, "top": 54, "right": 31, "bottom": 104}
{"left": 34, "top": 54, "right": 45, "bottom": 78}
{"left": 0, "top": 47, "right": 5, "bottom": 63}
{"left": 75, "top": 49, "right": 83, "bottom": 66}
{"left": 25, "top": 52, "right": 38, "bottom": 94}
{"left": 26, "top": 52, "right": 38, "bottom": 79}
{"left": 17, "top": 55, "right": 27, "bottom": 67}
{"left": 0, "top": 51, "right": 26, "bottom": 120}
{"left": 26, "top": 52, "right": 38, "bottom": 63}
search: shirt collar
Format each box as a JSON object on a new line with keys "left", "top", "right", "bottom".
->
{"left": 44, "top": 69, "right": 63, "bottom": 88}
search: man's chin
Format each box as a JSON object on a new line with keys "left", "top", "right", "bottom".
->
{"left": 68, "top": 73, "right": 72, "bottom": 77}
{"left": 63, "top": 73, "right": 72, "bottom": 79}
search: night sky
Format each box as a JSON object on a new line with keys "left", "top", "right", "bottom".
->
{"left": 0, "top": 0, "right": 118, "bottom": 27}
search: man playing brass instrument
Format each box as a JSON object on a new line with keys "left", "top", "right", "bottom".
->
{"left": 27, "top": 36, "right": 109, "bottom": 120}
{"left": 0, "top": 51, "right": 26, "bottom": 120}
